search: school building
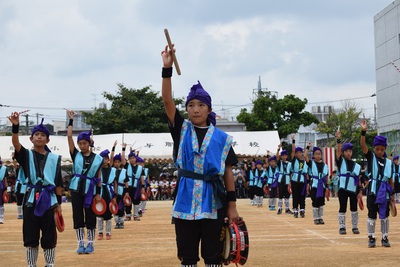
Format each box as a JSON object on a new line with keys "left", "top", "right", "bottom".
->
{"left": 374, "top": 1, "right": 400, "bottom": 153}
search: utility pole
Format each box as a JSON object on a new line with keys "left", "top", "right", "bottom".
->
{"left": 24, "top": 114, "right": 29, "bottom": 135}
{"left": 35, "top": 113, "right": 44, "bottom": 124}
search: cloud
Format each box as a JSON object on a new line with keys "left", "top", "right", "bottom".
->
{"left": 0, "top": 0, "right": 393, "bottom": 124}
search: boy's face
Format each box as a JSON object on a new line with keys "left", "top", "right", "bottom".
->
{"left": 269, "top": 160, "right": 276, "bottom": 167}
{"left": 186, "top": 99, "right": 211, "bottom": 127}
{"left": 30, "top": 131, "right": 50, "bottom": 148}
{"left": 343, "top": 149, "right": 353, "bottom": 160}
{"left": 373, "top": 145, "right": 386, "bottom": 158}
{"left": 256, "top": 164, "right": 262, "bottom": 170}
{"left": 128, "top": 156, "right": 136, "bottom": 165}
{"left": 281, "top": 154, "right": 288, "bottom": 161}
{"left": 295, "top": 151, "right": 303, "bottom": 160}
{"left": 394, "top": 159, "right": 399, "bottom": 165}
{"left": 102, "top": 157, "right": 109, "bottom": 166}
{"left": 313, "top": 150, "right": 322, "bottom": 161}
{"left": 113, "top": 160, "right": 121, "bottom": 168}
{"left": 77, "top": 140, "right": 90, "bottom": 153}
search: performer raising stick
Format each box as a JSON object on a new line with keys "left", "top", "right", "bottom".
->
{"left": 360, "top": 118, "right": 394, "bottom": 247}
{"left": 336, "top": 129, "right": 362, "bottom": 235}
{"left": 161, "top": 41, "right": 239, "bottom": 267}
{"left": 9, "top": 112, "right": 62, "bottom": 267}
{"left": 67, "top": 110, "right": 103, "bottom": 254}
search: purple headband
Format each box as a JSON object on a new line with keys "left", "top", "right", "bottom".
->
{"left": 31, "top": 118, "right": 50, "bottom": 138}
{"left": 185, "top": 81, "right": 216, "bottom": 126}
{"left": 280, "top": 150, "right": 288, "bottom": 156}
{"left": 394, "top": 155, "right": 399, "bottom": 161}
{"left": 186, "top": 81, "right": 212, "bottom": 108}
{"left": 312, "top": 147, "right": 322, "bottom": 154}
{"left": 77, "top": 131, "right": 91, "bottom": 143}
{"left": 268, "top": 155, "right": 277, "bottom": 162}
{"left": 295, "top": 147, "right": 303, "bottom": 153}
{"left": 255, "top": 160, "right": 263, "bottom": 165}
{"left": 373, "top": 135, "right": 387, "bottom": 148}
{"left": 341, "top": 142, "right": 353, "bottom": 152}
{"left": 136, "top": 156, "right": 144, "bottom": 163}
{"left": 100, "top": 149, "right": 110, "bottom": 158}
{"left": 128, "top": 150, "right": 136, "bottom": 158}
{"left": 113, "top": 153, "right": 122, "bottom": 162}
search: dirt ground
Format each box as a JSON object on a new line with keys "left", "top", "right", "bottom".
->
{"left": 0, "top": 197, "right": 399, "bottom": 267}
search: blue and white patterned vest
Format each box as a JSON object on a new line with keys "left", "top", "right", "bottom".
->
{"left": 173, "top": 120, "right": 232, "bottom": 220}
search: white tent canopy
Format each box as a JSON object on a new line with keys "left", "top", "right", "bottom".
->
{"left": 0, "top": 131, "right": 280, "bottom": 164}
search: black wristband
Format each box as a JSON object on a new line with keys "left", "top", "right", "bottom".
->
{"left": 227, "top": 191, "right": 237, "bottom": 202}
{"left": 162, "top": 67, "right": 173, "bottom": 78}
{"left": 12, "top": 124, "right": 19, "bottom": 134}
{"left": 68, "top": 119, "right": 73, "bottom": 126}
{"left": 292, "top": 139, "right": 295, "bottom": 144}
{"left": 96, "top": 186, "right": 101, "bottom": 195}
{"left": 112, "top": 147, "right": 115, "bottom": 152}
{"left": 306, "top": 146, "right": 310, "bottom": 150}
{"left": 337, "top": 139, "right": 341, "bottom": 144}
{"left": 361, "top": 130, "right": 366, "bottom": 136}
{"left": 122, "top": 147, "right": 126, "bottom": 151}
{"left": 57, "top": 195, "right": 62, "bottom": 205}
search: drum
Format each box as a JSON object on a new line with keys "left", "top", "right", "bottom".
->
{"left": 140, "top": 192, "right": 148, "bottom": 201}
{"left": 222, "top": 219, "right": 249, "bottom": 266}
{"left": 54, "top": 209, "right": 65, "bottom": 232}
{"left": 358, "top": 196, "right": 364, "bottom": 211}
{"left": 109, "top": 201, "right": 118, "bottom": 215}
{"left": 123, "top": 195, "right": 132, "bottom": 206}
{"left": 390, "top": 201, "right": 397, "bottom": 217}
{"left": 91, "top": 198, "right": 106, "bottom": 216}
{"left": 2, "top": 192, "right": 9, "bottom": 203}
{"left": 146, "top": 187, "right": 151, "bottom": 198}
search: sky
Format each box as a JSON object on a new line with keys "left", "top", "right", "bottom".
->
{"left": 0, "top": 0, "right": 395, "bottom": 127}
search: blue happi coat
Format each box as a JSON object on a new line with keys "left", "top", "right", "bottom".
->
{"left": 173, "top": 120, "right": 232, "bottom": 220}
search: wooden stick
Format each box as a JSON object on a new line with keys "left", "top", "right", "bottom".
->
{"left": 164, "top": 29, "right": 181, "bottom": 75}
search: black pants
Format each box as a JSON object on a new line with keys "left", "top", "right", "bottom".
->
{"left": 71, "top": 191, "right": 96, "bottom": 229}
{"left": 310, "top": 188, "right": 325, "bottom": 207}
{"left": 16, "top": 190, "right": 25, "bottom": 206}
{"left": 116, "top": 195, "right": 124, "bottom": 217}
{"left": 248, "top": 186, "right": 255, "bottom": 200}
{"left": 338, "top": 189, "right": 357, "bottom": 213}
{"left": 23, "top": 205, "right": 57, "bottom": 249}
{"left": 268, "top": 186, "right": 278, "bottom": 198}
{"left": 174, "top": 209, "right": 225, "bottom": 265}
{"left": 99, "top": 186, "right": 112, "bottom": 220}
{"left": 367, "top": 194, "right": 390, "bottom": 219}
{"left": 254, "top": 186, "right": 263, "bottom": 197}
{"left": 124, "top": 187, "right": 140, "bottom": 215}
{"left": 278, "top": 183, "right": 290, "bottom": 199}
{"left": 292, "top": 181, "right": 306, "bottom": 210}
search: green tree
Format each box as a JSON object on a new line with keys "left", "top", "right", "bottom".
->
{"left": 237, "top": 92, "right": 318, "bottom": 138}
{"left": 316, "top": 101, "right": 376, "bottom": 161}
{"left": 84, "top": 83, "right": 184, "bottom": 134}
{"left": 317, "top": 101, "right": 362, "bottom": 145}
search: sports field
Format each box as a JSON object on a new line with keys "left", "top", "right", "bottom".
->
{"left": 0, "top": 197, "right": 398, "bottom": 266}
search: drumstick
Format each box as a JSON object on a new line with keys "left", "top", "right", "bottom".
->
{"left": 164, "top": 29, "right": 181, "bottom": 75}
{"left": 18, "top": 109, "right": 30, "bottom": 115}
